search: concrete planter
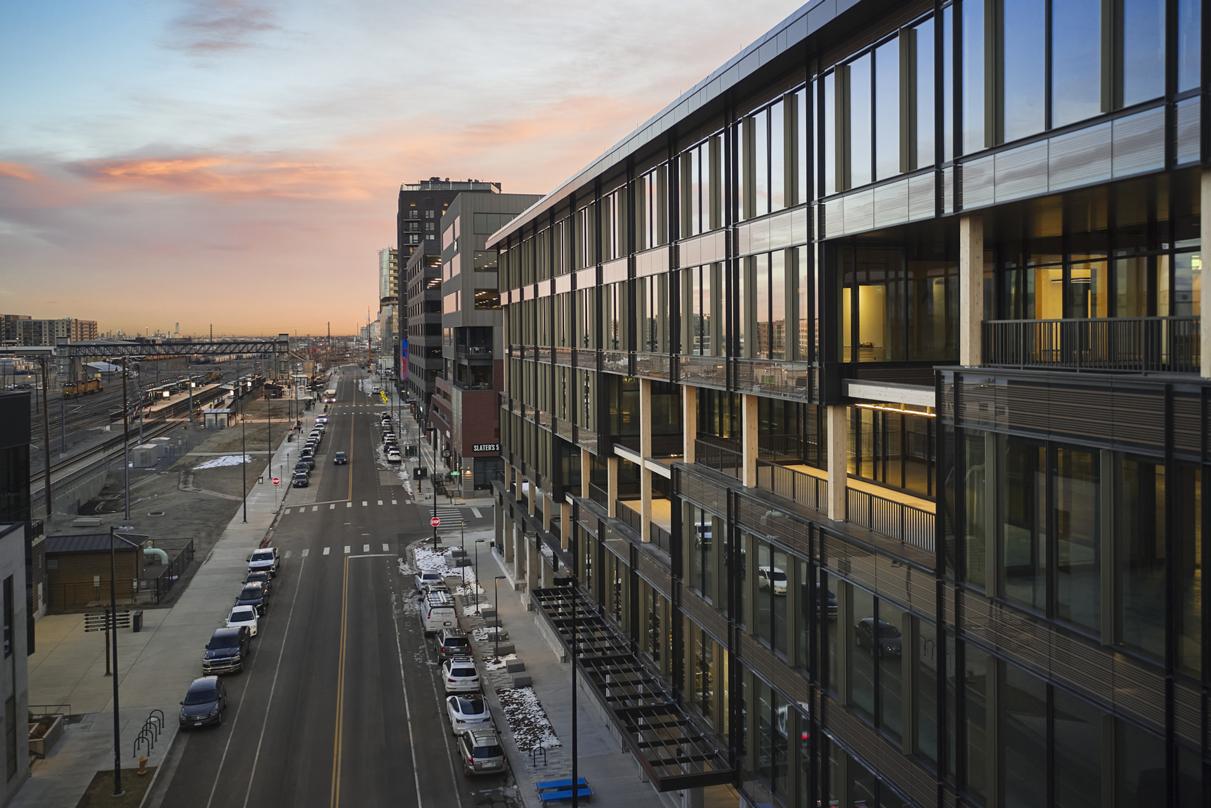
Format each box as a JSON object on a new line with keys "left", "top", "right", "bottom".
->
{"left": 28, "top": 714, "right": 63, "bottom": 758}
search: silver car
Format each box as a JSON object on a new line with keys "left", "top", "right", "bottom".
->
{"left": 458, "top": 727, "right": 505, "bottom": 775}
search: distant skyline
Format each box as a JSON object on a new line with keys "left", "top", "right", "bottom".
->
{"left": 0, "top": 0, "right": 797, "bottom": 335}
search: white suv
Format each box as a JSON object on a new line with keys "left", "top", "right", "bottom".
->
{"left": 247, "top": 547, "right": 279, "bottom": 578}
{"left": 442, "top": 656, "right": 481, "bottom": 694}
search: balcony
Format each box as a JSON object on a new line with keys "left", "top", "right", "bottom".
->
{"left": 983, "top": 316, "right": 1199, "bottom": 373}
{"left": 456, "top": 344, "right": 493, "bottom": 361}
{"left": 616, "top": 497, "right": 674, "bottom": 553}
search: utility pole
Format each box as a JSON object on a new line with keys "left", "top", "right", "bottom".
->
{"left": 108, "top": 526, "right": 124, "bottom": 798}
{"left": 239, "top": 359, "right": 247, "bottom": 523}
{"left": 122, "top": 362, "right": 130, "bottom": 520}
{"left": 39, "top": 358, "right": 51, "bottom": 518}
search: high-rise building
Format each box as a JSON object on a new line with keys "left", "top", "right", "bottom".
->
{"left": 15, "top": 318, "right": 98, "bottom": 346}
{"left": 430, "top": 191, "right": 539, "bottom": 491}
{"left": 396, "top": 178, "right": 501, "bottom": 386}
{"left": 378, "top": 247, "right": 399, "bottom": 378}
{"left": 489, "top": 2, "right": 1207, "bottom": 807}
{"left": 0, "top": 316, "right": 29, "bottom": 347}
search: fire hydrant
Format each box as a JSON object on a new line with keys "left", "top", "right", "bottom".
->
{"left": 137, "top": 755, "right": 149, "bottom": 775}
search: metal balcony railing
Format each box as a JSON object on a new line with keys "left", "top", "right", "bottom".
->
{"left": 846, "top": 488, "right": 935, "bottom": 554}
{"left": 982, "top": 316, "right": 1199, "bottom": 373}
{"left": 754, "top": 459, "right": 828, "bottom": 512}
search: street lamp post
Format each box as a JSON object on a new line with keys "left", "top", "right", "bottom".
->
{"left": 121, "top": 362, "right": 130, "bottom": 520}
{"left": 493, "top": 575, "right": 506, "bottom": 661}
{"left": 460, "top": 522, "right": 466, "bottom": 588}
{"left": 569, "top": 540, "right": 580, "bottom": 808}
{"left": 473, "top": 539, "right": 486, "bottom": 614}
{"left": 107, "top": 526, "right": 124, "bottom": 798}
{"left": 239, "top": 365, "right": 247, "bottom": 522}
{"left": 431, "top": 475, "right": 439, "bottom": 552}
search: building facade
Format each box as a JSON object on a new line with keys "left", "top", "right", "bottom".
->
{"left": 15, "top": 318, "right": 97, "bottom": 347}
{"left": 396, "top": 178, "right": 501, "bottom": 387}
{"left": 403, "top": 239, "right": 443, "bottom": 418}
{"left": 490, "top": 1, "right": 1208, "bottom": 807}
{"left": 431, "top": 191, "right": 540, "bottom": 490}
{"left": 378, "top": 248, "right": 399, "bottom": 379}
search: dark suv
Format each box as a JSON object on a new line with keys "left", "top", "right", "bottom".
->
{"left": 179, "top": 676, "right": 226, "bottom": 728}
{"left": 235, "top": 582, "right": 268, "bottom": 616}
{"left": 202, "top": 627, "right": 249, "bottom": 675}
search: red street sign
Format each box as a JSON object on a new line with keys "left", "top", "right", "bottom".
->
{"left": 272, "top": 476, "right": 280, "bottom": 487}
{"left": 430, "top": 516, "right": 441, "bottom": 528}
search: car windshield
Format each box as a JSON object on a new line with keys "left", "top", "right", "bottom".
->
{"left": 230, "top": 609, "right": 254, "bottom": 622}
{"left": 877, "top": 622, "right": 901, "bottom": 638}
{"left": 207, "top": 633, "right": 240, "bottom": 650}
{"left": 239, "top": 586, "right": 261, "bottom": 599}
{"left": 335, "top": 453, "right": 346, "bottom": 459}
{"left": 472, "top": 744, "right": 502, "bottom": 757}
{"left": 768, "top": 570, "right": 787, "bottom": 581}
{"left": 251, "top": 552, "right": 273, "bottom": 562}
{"left": 451, "top": 668, "right": 475, "bottom": 677}
{"left": 183, "top": 686, "right": 216, "bottom": 705}
{"left": 456, "top": 697, "right": 483, "bottom": 713}
{"left": 445, "top": 637, "right": 469, "bottom": 648}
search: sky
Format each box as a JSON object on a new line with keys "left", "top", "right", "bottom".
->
{"left": 0, "top": 0, "right": 797, "bottom": 337}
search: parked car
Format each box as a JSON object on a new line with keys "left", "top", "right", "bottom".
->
{"left": 333, "top": 451, "right": 348, "bottom": 465}
{"left": 315, "top": 416, "right": 329, "bottom": 426}
{"left": 442, "top": 656, "right": 481, "bottom": 694}
{"left": 756, "top": 566, "right": 788, "bottom": 596}
{"left": 291, "top": 473, "right": 309, "bottom": 488}
{"left": 293, "top": 462, "right": 312, "bottom": 477}
{"left": 202, "top": 626, "right": 249, "bottom": 675}
{"left": 179, "top": 676, "right": 226, "bottom": 728}
{"left": 247, "top": 547, "right": 279, "bottom": 577}
{"left": 458, "top": 727, "right": 506, "bottom": 775}
{"left": 226, "top": 605, "right": 259, "bottom": 638}
{"left": 855, "top": 617, "right": 902, "bottom": 656}
{"left": 382, "top": 432, "right": 396, "bottom": 445}
{"left": 235, "top": 582, "right": 269, "bottom": 616}
{"left": 446, "top": 694, "right": 492, "bottom": 735}
{"left": 416, "top": 570, "right": 444, "bottom": 593}
{"left": 244, "top": 570, "right": 272, "bottom": 595}
{"left": 386, "top": 448, "right": 402, "bottom": 464}
{"left": 436, "top": 628, "right": 471, "bottom": 660}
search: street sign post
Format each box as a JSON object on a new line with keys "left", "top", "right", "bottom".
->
{"left": 272, "top": 476, "right": 280, "bottom": 487}
{"left": 430, "top": 516, "right": 441, "bottom": 528}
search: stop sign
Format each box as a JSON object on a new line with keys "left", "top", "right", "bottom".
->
{"left": 430, "top": 516, "right": 441, "bottom": 528}
{"left": 272, "top": 476, "right": 280, "bottom": 487}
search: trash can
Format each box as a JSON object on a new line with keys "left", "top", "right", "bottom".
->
{"left": 131, "top": 609, "right": 144, "bottom": 633}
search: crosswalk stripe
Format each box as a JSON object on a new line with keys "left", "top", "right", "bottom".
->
{"left": 302, "top": 548, "right": 310, "bottom": 558}
{"left": 284, "top": 508, "right": 292, "bottom": 515}
{"left": 346, "top": 502, "right": 352, "bottom": 508}
{"left": 362, "top": 500, "right": 368, "bottom": 507}
{"left": 343, "top": 545, "right": 350, "bottom": 554}
{"left": 377, "top": 499, "right": 383, "bottom": 506}
{"left": 362, "top": 543, "right": 370, "bottom": 552}
{"left": 284, "top": 549, "right": 292, "bottom": 559}
{"left": 312, "top": 505, "right": 318, "bottom": 512}
{"left": 329, "top": 503, "right": 335, "bottom": 510}
{"left": 391, "top": 499, "right": 397, "bottom": 505}
{"left": 382, "top": 542, "right": 390, "bottom": 552}
{"left": 323, "top": 546, "right": 330, "bottom": 556}
{"left": 472, "top": 507, "right": 482, "bottom": 518}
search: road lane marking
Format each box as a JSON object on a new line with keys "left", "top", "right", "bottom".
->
{"left": 346, "top": 399, "right": 355, "bottom": 502}
{"left": 362, "top": 500, "right": 368, "bottom": 507}
{"left": 302, "top": 548, "right": 310, "bottom": 558}
{"left": 472, "top": 507, "right": 482, "bottom": 518}
{"left": 343, "top": 545, "right": 350, "bottom": 554}
{"left": 389, "top": 561, "right": 426, "bottom": 808}
{"left": 284, "top": 550, "right": 292, "bottom": 559}
{"left": 362, "top": 543, "right": 369, "bottom": 552}
{"left": 312, "top": 505, "right": 318, "bottom": 512}
{"left": 284, "top": 508, "right": 292, "bottom": 515}
{"left": 323, "top": 547, "right": 330, "bottom": 556}
{"left": 382, "top": 543, "right": 389, "bottom": 552}
{"left": 330, "top": 554, "right": 350, "bottom": 808}
{"left": 391, "top": 499, "right": 396, "bottom": 505}
{"left": 329, "top": 503, "right": 335, "bottom": 510}
{"left": 240, "top": 553, "right": 308, "bottom": 808}
{"left": 377, "top": 499, "right": 383, "bottom": 506}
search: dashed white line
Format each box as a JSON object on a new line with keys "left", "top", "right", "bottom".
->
{"left": 323, "top": 547, "right": 331, "bottom": 556}
{"left": 284, "top": 508, "right": 292, "bottom": 515}
{"left": 284, "top": 550, "right": 292, "bottom": 559}
{"left": 362, "top": 500, "right": 368, "bottom": 507}
{"left": 302, "top": 548, "right": 310, "bottom": 558}
{"left": 343, "top": 545, "right": 351, "bottom": 554}
{"left": 362, "top": 543, "right": 370, "bottom": 552}
{"left": 382, "top": 543, "right": 390, "bottom": 552}
{"left": 377, "top": 499, "right": 383, "bottom": 506}
{"left": 346, "top": 502, "right": 352, "bottom": 508}
{"left": 471, "top": 507, "right": 482, "bottom": 518}
{"left": 329, "top": 503, "right": 335, "bottom": 510}
{"left": 311, "top": 505, "right": 318, "bottom": 512}
{"left": 391, "top": 499, "right": 397, "bottom": 505}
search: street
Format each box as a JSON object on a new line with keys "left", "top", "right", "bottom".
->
{"left": 148, "top": 366, "right": 501, "bottom": 808}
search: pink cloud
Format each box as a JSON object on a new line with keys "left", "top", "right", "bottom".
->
{"left": 0, "top": 161, "right": 38, "bottom": 182}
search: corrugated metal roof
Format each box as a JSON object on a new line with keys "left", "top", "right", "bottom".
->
{"left": 486, "top": 0, "right": 862, "bottom": 247}
{"left": 45, "top": 533, "right": 144, "bottom": 555}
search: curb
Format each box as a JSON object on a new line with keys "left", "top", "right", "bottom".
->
{"left": 136, "top": 729, "right": 176, "bottom": 808}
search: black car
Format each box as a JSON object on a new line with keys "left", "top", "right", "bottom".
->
{"left": 179, "top": 676, "right": 226, "bottom": 728}
{"left": 855, "top": 617, "right": 902, "bottom": 656}
{"left": 297, "top": 455, "right": 315, "bottom": 470}
{"left": 201, "top": 627, "right": 249, "bottom": 675}
{"left": 235, "top": 582, "right": 268, "bottom": 616}
{"left": 333, "top": 451, "right": 348, "bottom": 465}
{"left": 291, "top": 473, "right": 309, "bottom": 488}
{"left": 293, "top": 461, "right": 311, "bottom": 477}
{"left": 244, "top": 570, "right": 272, "bottom": 594}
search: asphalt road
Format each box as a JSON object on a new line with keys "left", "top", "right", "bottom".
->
{"left": 148, "top": 366, "right": 501, "bottom": 808}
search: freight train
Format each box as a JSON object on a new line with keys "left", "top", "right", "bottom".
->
{"left": 62, "top": 378, "right": 102, "bottom": 398}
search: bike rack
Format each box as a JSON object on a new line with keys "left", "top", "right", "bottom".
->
{"left": 132, "top": 709, "right": 165, "bottom": 758}
{"left": 530, "top": 747, "right": 547, "bottom": 767}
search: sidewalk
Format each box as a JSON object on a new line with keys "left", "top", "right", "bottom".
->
{"left": 439, "top": 534, "right": 665, "bottom": 808}
{"left": 13, "top": 408, "right": 316, "bottom": 808}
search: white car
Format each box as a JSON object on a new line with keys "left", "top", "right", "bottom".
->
{"left": 416, "top": 570, "right": 444, "bottom": 593}
{"left": 226, "top": 605, "right": 259, "bottom": 638}
{"left": 446, "top": 694, "right": 492, "bottom": 735}
{"left": 315, "top": 416, "right": 329, "bottom": 426}
{"left": 757, "top": 566, "right": 788, "bottom": 596}
{"left": 442, "top": 657, "right": 481, "bottom": 694}
{"left": 247, "top": 548, "right": 280, "bottom": 578}
{"left": 386, "top": 448, "right": 402, "bottom": 464}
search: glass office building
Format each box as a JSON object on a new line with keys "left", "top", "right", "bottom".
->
{"left": 489, "top": 1, "right": 1208, "bottom": 805}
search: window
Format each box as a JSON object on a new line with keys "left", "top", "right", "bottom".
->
{"left": 913, "top": 18, "right": 936, "bottom": 169}
{"left": 964, "top": 432, "right": 989, "bottom": 589}
{"left": 634, "top": 273, "right": 669, "bottom": 353}
{"left": 1, "top": 577, "right": 10, "bottom": 658}
{"left": 601, "top": 185, "right": 626, "bottom": 262}
{"left": 793, "top": 89, "right": 808, "bottom": 205}
{"left": 473, "top": 289, "right": 500, "bottom": 310}
{"left": 634, "top": 165, "right": 668, "bottom": 250}
{"left": 822, "top": 72, "right": 837, "bottom": 196}
{"left": 1053, "top": 687, "right": 1104, "bottom": 808}
{"left": 846, "top": 53, "right": 873, "bottom": 188}
{"left": 1054, "top": 447, "right": 1099, "bottom": 632}
{"left": 602, "top": 281, "right": 627, "bottom": 351}
{"left": 999, "top": 663, "right": 1047, "bottom": 808}
{"left": 744, "top": 253, "right": 788, "bottom": 360}
{"left": 1050, "top": 0, "right": 1103, "bottom": 127}
{"left": 1003, "top": 0, "right": 1045, "bottom": 141}
{"left": 847, "top": 586, "right": 875, "bottom": 719}
{"left": 769, "top": 100, "right": 786, "bottom": 212}
{"left": 1000, "top": 437, "right": 1046, "bottom": 613}
{"left": 1177, "top": 0, "right": 1201, "bottom": 91}
{"left": 1115, "top": 455, "right": 1165, "bottom": 659}
{"left": 682, "top": 264, "right": 721, "bottom": 356}
{"left": 1120, "top": 0, "right": 1165, "bottom": 107}
{"left": 874, "top": 38, "right": 900, "bottom": 180}
{"left": 961, "top": 0, "right": 986, "bottom": 153}
{"left": 753, "top": 108, "right": 770, "bottom": 218}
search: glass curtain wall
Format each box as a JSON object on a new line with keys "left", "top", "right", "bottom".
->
{"left": 681, "top": 263, "right": 724, "bottom": 356}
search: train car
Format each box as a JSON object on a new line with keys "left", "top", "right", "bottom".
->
{"left": 205, "top": 370, "right": 222, "bottom": 383}
{"left": 63, "top": 378, "right": 102, "bottom": 398}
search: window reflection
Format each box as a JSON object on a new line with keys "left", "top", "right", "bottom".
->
{"left": 1120, "top": 0, "right": 1165, "bottom": 107}
{"left": 874, "top": 38, "right": 900, "bottom": 180}
{"left": 1002, "top": 0, "right": 1045, "bottom": 141}
{"left": 847, "top": 53, "right": 872, "bottom": 187}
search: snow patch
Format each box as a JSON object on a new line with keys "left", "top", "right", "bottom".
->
{"left": 193, "top": 454, "right": 250, "bottom": 470}
{"left": 498, "top": 687, "right": 561, "bottom": 753}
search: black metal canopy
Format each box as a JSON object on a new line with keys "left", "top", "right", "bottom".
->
{"left": 0, "top": 337, "right": 289, "bottom": 359}
{"left": 532, "top": 584, "right": 734, "bottom": 791}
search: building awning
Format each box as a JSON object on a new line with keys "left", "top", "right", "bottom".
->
{"left": 531, "top": 584, "right": 734, "bottom": 791}
{"left": 45, "top": 533, "right": 144, "bottom": 554}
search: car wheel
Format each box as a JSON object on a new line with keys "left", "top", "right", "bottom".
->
{"left": 217, "top": 712, "right": 224, "bottom": 727}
